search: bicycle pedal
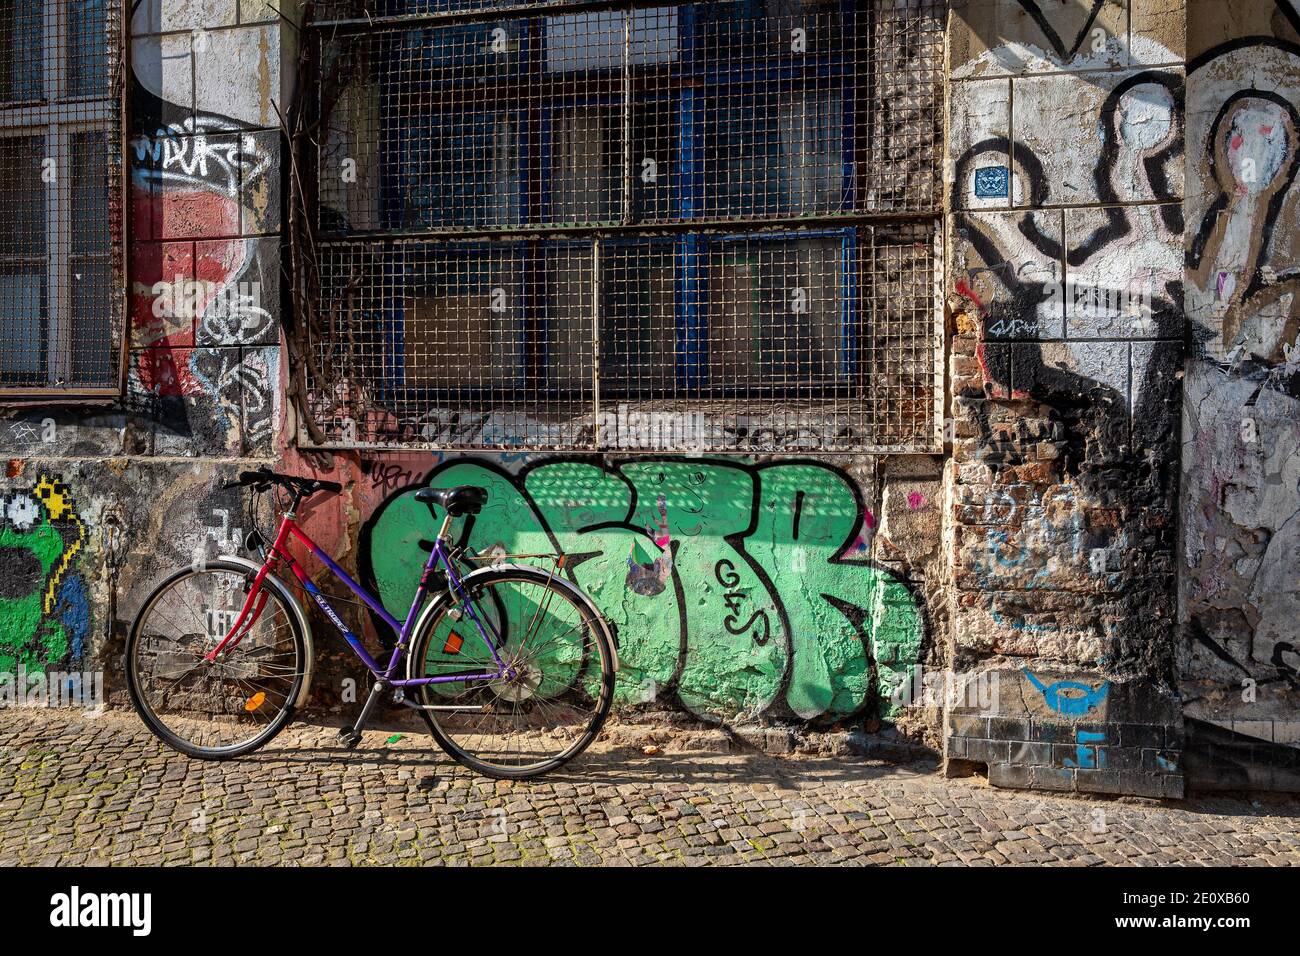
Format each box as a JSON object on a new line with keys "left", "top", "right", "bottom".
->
{"left": 336, "top": 728, "right": 363, "bottom": 750}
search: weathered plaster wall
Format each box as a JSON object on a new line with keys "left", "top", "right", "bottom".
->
{"left": 1178, "top": 0, "right": 1300, "bottom": 790}
{"left": 128, "top": 0, "right": 286, "bottom": 456}
{"left": 944, "top": 0, "right": 1187, "bottom": 799}
{"left": 0, "top": 0, "right": 288, "bottom": 681}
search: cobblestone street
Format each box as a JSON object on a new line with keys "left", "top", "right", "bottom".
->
{"left": 2, "top": 709, "right": 1298, "bottom": 867}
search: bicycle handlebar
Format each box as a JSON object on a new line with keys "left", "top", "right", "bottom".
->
{"left": 220, "top": 466, "right": 342, "bottom": 497}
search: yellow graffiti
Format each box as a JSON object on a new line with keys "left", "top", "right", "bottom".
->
{"left": 33, "top": 475, "right": 85, "bottom": 614}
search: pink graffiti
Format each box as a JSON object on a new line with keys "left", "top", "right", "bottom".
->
{"left": 626, "top": 495, "right": 674, "bottom": 596}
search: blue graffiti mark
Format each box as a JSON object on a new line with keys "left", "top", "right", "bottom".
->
{"left": 1064, "top": 729, "right": 1107, "bottom": 769}
{"left": 1023, "top": 668, "right": 1109, "bottom": 716}
{"left": 989, "top": 608, "right": 1059, "bottom": 633}
{"left": 1155, "top": 754, "right": 1177, "bottom": 773}
{"left": 55, "top": 575, "right": 89, "bottom": 664}
{"left": 973, "top": 164, "right": 1009, "bottom": 199}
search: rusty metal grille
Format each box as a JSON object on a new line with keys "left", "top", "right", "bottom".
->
{"left": 304, "top": 0, "right": 944, "bottom": 452}
{"left": 0, "top": 0, "right": 122, "bottom": 394}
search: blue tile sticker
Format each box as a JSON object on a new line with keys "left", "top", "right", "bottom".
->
{"left": 973, "top": 165, "right": 1009, "bottom": 199}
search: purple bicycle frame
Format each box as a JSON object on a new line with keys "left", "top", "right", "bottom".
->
{"left": 208, "top": 511, "right": 511, "bottom": 688}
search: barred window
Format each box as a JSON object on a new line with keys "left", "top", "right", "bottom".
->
{"left": 306, "top": 0, "right": 944, "bottom": 452}
{"left": 0, "top": 0, "right": 120, "bottom": 395}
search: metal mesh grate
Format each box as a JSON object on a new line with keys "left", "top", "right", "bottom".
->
{"left": 0, "top": 1, "right": 121, "bottom": 393}
{"left": 304, "top": 0, "right": 944, "bottom": 451}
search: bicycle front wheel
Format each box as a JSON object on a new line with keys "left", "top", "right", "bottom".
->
{"left": 126, "top": 560, "right": 307, "bottom": 759}
{"left": 407, "top": 565, "right": 615, "bottom": 779}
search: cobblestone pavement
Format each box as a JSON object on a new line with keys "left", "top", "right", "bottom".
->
{"left": 2, "top": 708, "right": 1298, "bottom": 866}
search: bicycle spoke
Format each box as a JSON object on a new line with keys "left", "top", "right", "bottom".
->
{"left": 414, "top": 571, "right": 610, "bottom": 776}
{"left": 130, "top": 567, "right": 303, "bottom": 755}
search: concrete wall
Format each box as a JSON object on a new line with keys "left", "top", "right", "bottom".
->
{"left": 1178, "top": 0, "right": 1300, "bottom": 790}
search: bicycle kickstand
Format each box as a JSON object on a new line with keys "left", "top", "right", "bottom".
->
{"left": 337, "top": 679, "right": 388, "bottom": 750}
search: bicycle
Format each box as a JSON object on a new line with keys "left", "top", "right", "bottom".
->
{"left": 125, "top": 467, "right": 617, "bottom": 779}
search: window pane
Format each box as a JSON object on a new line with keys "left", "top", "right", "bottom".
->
{"left": 705, "top": 90, "right": 842, "bottom": 218}
{"left": 543, "top": 10, "right": 676, "bottom": 72}
{"left": 600, "top": 239, "right": 676, "bottom": 394}
{"left": 68, "top": 0, "right": 110, "bottom": 98}
{"left": 0, "top": 1, "right": 43, "bottom": 103}
{"left": 547, "top": 103, "right": 618, "bottom": 224}
{"left": 546, "top": 13, "right": 622, "bottom": 73}
{"left": 72, "top": 130, "right": 109, "bottom": 255}
{"left": 0, "top": 269, "right": 46, "bottom": 383}
{"left": 70, "top": 257, "right": 111, "bottom": 383}
{"left": 398, "top": 109, "right": 520, "bottom": 229}
{"left": 0, "top": 135, "right": 47, "bottom": 258}
{"left": 706, "top": 236, "right": 843, "bottom": 390}
{"left": 400, "top": 245, "right": 523, "bottom": 390}
{"left": 632, "top": 93, "right": 676, "bottom": 222}
{"left": 540, "top": 242, "right": 593, "bottom": 392}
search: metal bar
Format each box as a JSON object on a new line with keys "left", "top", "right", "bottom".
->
{"left": 314, "top": 209, "right": 943, "bottom": 244}
{"left": 310, "top": 0, "right": 702, "bottom": 34}
{"left": 591, "top": 236, "right": 602, "bottom": 448}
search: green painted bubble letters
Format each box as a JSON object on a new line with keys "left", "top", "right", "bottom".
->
{"left": 362, "top": 459, "right": 923, "bottom": 723}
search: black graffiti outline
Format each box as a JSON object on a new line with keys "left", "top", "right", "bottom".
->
{"left": 1279, "top": 0, "right": 1300, "bottom": 39}
{"left": 1185, "top": 36, "right": 1300, "bottom": 395}
{"left": 356, "top": 455, "right": 929, "bottom": 724}
{"left": 1187, "top": 88, "right": 1300, "bottom": 305}
{"left": 1015, "top": 0, "right": 1107, "bottom": 62}
{"left": 951, "top": 71, "right": 1187, "bottom": 340}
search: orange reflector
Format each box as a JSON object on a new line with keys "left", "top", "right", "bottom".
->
{"left": 556, "top": 554, "right": 567, "bottom": 569}
{"left": 442, "top": 631, "right": 464, "bottom": 655}
{"left": 244, "top": 692, "right": 266, "bottom": 712}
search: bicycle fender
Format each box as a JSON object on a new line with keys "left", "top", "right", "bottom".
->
{"left": 219, "top": 554, "right": 317, "bottom": 708}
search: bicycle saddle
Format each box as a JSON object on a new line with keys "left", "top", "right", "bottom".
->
{"left": 414, "top": 485, "right": 488, "bottom": 516}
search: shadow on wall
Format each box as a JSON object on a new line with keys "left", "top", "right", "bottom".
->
{"left": 954, "top": 0, "right": 1137, "bottom": 77}
{"left": 359, "top": 458, "right": 926, "bottom": 725}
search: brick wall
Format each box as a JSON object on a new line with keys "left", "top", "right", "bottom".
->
{"left": 943, "top": 0, "right": 1187, "bottom": 797}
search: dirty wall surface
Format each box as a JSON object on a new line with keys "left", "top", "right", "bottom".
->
{"left": 1178, "top": 0, "right": 1300, "bottom": 790}
{"left": 945, "top": 0, "right": 1187, "bottom": 798}
{"left": 2, "top": 0, "right": 1298, "bottom": 797}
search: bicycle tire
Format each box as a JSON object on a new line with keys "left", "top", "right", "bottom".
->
{"left": 406, "top": 564, "right": 616, "bottom": 780}
{"left": 126, "top": 559, "right": 308, "bottom": 760}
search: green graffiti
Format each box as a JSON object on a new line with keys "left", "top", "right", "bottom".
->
{"left": 0, "top": 476, "right": 88, "bottom": 676}
{"left": 362, "top": 459, "right": 923, "bottom": 722}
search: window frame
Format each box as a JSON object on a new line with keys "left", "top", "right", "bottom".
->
{"left": 375, "top": 6, "right": 862, "bottom": 400}
{"left": 0, "top": 0, "right": 125, "bottom": 401}
{"left": 305, "top": 0, "right": 947, "bottom": 454}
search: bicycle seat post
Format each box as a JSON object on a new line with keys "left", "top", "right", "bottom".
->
{"left": 435, "top": 510, "right": 455, "bottom": 545}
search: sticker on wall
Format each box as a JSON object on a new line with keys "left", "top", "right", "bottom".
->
{"left": 973, "top": 165, "right": 1009, "bottom": 199}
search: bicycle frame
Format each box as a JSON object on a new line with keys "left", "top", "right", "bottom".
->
{"left": 203, "top": 510, "right": 511, "bottom": 688}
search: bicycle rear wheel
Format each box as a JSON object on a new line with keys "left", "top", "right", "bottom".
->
{"left": 407, "top": 565, "right": 615, "bottom": 779}
{"left": 126, "top": 560, "right": 307, "bottom": 759}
